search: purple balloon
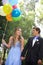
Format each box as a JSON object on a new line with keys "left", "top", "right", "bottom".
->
{"left": 2, "top": 0, "right": 9, "bottom": 5}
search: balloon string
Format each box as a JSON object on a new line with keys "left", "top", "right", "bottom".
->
{"left": 2, "top": 21, "right": 8, "bottom": 39}
{"left": 2, "top": 21, "right": 8, "bottom": 62}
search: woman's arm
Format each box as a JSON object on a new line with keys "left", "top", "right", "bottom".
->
{"left": 2, "top": 36, "right": 14, "bottom": 48}
{"left": 20, "top": 37, "right": 24, "bottom": 52}
{"left": 21, "top": 38, "right": 30, "bottom": 57}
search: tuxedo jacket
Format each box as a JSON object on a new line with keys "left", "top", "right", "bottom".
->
{"left": 21, "top": 37, "right": 43, "bottom": 62}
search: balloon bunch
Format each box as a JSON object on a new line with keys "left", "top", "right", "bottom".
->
{"left": 0, "top": 0, "right": 21, "bottom": 22}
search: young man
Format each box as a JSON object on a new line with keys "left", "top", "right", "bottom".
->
{"left": 21, "top": 27, "right": 43, "bottom": 65}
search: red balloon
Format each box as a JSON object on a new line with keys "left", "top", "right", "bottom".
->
{"left": 12, "top": 5, "right": 17, "bottom": 9}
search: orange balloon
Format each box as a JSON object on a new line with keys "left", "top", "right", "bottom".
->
{"left": 6, "top": 14, "right": 12, "bottom": 21}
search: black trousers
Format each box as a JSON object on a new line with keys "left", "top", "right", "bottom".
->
{"left": 22, "top": 59, "right": 37, "bottom": 65}
{"left": 25, "top": 61, "right": 37, "bottom": 65}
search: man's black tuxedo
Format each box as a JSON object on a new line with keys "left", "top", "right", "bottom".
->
{"left": 21, "top": 37, "right": 43, "bottom": 65}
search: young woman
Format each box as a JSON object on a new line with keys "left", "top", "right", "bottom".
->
{"left": 2, "top": 27, "right": 24, "bottom": 65}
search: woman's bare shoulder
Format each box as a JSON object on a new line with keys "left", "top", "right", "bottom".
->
{"left": 21, "top": 36, "right": 24, "bottom": 42}
{"left": 9, "top": 36, "right": 14, "bottom": 40}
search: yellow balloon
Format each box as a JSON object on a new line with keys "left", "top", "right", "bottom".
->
{"left": 3, "top": 4, "right": 12, "bottom": 15}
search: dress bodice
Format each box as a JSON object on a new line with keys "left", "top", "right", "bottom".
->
{"left": 12, "top": 41, "right": 21, "bottom": 48}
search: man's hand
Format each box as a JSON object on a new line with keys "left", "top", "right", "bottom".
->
{"left": 38, "top": 59, "right": 42, "bottom": 65}
{"left": 21, "top": 57, "right": 25, "bottom": 60}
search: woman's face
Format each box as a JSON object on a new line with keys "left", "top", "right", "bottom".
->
{"left": 15, "top": 28, "right": 22, "bottom": 36}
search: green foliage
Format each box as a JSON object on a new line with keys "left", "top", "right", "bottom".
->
{"left": 40, "top": 0, "right": 43, "bottom": 4}
{"left": 0, "top": 0, "right": 35, "bottom": 44}
{"left": 0, "top": 0, "right": 2, "bottom": 6}
{"left": 5, "top": 10, "right": 35, "bottom": 41}
{"left": 0, "top": 16, "right": 6, "bottom": 45}
{"left": 36, "top": 4, "right": 43, "bottom": 22}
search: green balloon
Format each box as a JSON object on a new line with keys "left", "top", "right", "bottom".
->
{"left": 12, "top": 16, "right": 21, "bottom": 22}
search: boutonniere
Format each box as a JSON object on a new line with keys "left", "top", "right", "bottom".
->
{"left": 36, "top": 39, "right": 39, "bottom": 42}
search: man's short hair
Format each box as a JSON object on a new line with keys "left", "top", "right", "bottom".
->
{"left": 33, "top": 27, "right": 41, "bottom": 34}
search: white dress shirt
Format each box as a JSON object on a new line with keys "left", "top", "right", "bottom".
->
{"left": 32, "top": 36, "right": 39, "bottom": 47}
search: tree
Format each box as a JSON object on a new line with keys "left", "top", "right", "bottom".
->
{"left": 40, "top": 0, "right": 43, "bottom": 4}
{"left": 0, "top": 0, "right": 2, "bottom": 6}
{"left": 35, "top": 0, "right": 43, "bottom": 25}
{"left": 0, "top": 16, "right": 6, "bottom": 45}
{"left": 0, "top": 0, "right": 35, "bottom": 44}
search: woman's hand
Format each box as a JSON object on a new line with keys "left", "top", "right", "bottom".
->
{"left": 21, "top": 57, "right": 25, "bottom": 60}
{"left": 2, "top": 39, "right": 6, "bottom": 46}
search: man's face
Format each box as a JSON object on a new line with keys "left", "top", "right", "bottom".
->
{"left": 32, "top": 29, "right": 38, "bottom": 36}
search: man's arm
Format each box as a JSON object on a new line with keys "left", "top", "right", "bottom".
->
{"left": 38, "top": 38, "right": 43, "bottom": 59}
{"left": 38, "top": 38, "right": 43, "bottom": 64}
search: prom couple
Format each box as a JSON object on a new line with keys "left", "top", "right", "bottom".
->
{"left": 2, "top": 27, "right": 43, "bottom": 65}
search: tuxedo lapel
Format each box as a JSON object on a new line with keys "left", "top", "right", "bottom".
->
{"left": 31, "top": 37, "right": 34, "bottom": 47}
{"left": 32, "top": 36, "right": 40, "bottom": 47}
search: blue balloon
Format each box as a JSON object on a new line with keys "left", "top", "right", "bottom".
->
{"left": 12, "top": 8, "right": 21, "bottom": 17}
{"left": 9, "top": 0, "right": 18, "bottom": 6}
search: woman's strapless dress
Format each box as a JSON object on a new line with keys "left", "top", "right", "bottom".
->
{"left": 5, "top": 41, "right": 21, "bottom": 65}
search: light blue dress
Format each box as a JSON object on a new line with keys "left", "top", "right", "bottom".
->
{"left": 5, "top": 41, "right": 21, "bottom": 65}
